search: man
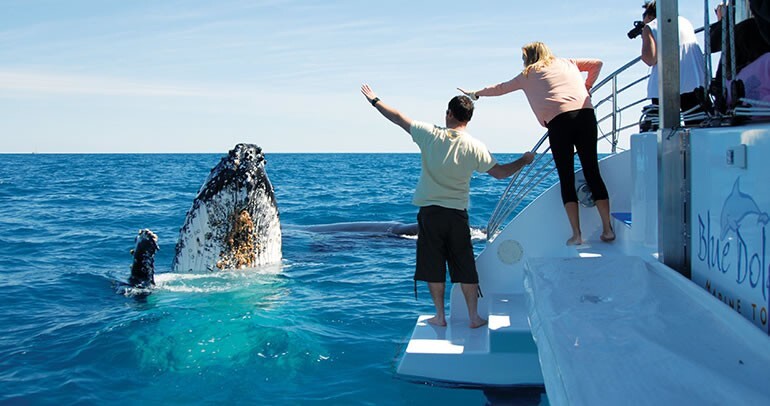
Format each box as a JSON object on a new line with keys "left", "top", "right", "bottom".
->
{"left": 360, "top": 84, "right": 534, "bottom": 329}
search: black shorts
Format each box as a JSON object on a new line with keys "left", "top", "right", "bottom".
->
{"left": 414, "top": 205, "right": 478, "bottom": 284}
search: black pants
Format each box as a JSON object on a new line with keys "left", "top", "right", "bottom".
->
{"left": 546, "top": 109, "right": 609, "bottom": 205}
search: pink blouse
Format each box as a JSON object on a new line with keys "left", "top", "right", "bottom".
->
{"left": 477, "top": 58, "right": 603, "bottom": 127}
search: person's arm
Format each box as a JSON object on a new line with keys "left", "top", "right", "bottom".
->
{"left": 641, "top": 25, "right": 657, "bottom": 66}
{"left": 458, "top": 75, "right": 524, "bottom": 100}
{"left": 574, "top": 59, "right": 604, "bottom": 91}
{"left": 360, "top": 84, "right": 413, "bottom": 134}
{"left": 486, "top": 152, "right": 535, "bottom": 179}
{"left": 708, "top": 20, "right": 723, "bottom": 53}
{"left": 708, "top": 4, "right": 726, "bottom": 53}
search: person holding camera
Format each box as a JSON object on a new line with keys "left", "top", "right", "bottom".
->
{"left": 638, "top": 0, "right": 706, "bottom": 124}
{"left": 458, "top": 41, "right": 614, "bottom": 246}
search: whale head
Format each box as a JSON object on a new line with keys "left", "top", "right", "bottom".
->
{"left": 129, "top": 229, "right": 159, "bottom": 288}
{"left": 172, "top": 144, "right": 282, "bottom": 272}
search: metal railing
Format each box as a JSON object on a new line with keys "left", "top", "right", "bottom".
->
{"left": 736, "top": 98, "right": 770, "bottom": 116}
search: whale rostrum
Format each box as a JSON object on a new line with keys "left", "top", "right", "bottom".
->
{"left": 127, "top": 143, "right": 282, "bottom": 288}
{"left": 172, "top": 143, "right": 282, "bottom": 272}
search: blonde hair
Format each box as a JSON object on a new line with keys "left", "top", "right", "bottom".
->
{"left": 522, "top": 41, "right": 555, "bottom": 76}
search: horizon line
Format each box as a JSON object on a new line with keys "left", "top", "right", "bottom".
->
{"left": 0, "top": 151, "right": 540, "bottom": 155}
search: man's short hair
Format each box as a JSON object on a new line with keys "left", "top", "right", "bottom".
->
{"left": 643, "top": 0, "right": 656, "bottom": 19}
{"left": 448, "top": 95, "right": 474, "bottom": 123}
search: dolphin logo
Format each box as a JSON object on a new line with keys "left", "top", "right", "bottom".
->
{"left": 719, "top": 178, "right": 770, "bottom": 239}
{"left": 172, "top": 143, "right": 282, "bottom": 272}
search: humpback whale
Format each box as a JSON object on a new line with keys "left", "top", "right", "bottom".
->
{"left": 720, "top": 178, "right": 770, "bottom": 239}
{"left": 124, "top": 143, "right": 424, "bottom": 289}
{"left": 172, "top": 143, "right": 282, "bottom": 272}
{"left": 128, "top": 229, "right": 159, "bottom": 288}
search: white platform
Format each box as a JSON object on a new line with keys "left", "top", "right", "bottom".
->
{"left": 397, "top": 295, "right": 543, "bottom": 387}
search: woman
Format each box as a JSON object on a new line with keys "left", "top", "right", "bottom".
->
{"left": 459, "top": 41, "right": 613, "bottom": 245}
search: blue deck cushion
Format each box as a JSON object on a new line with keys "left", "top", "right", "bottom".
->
{"left": 611, "top": 212, "right": 632, "bottom": 226}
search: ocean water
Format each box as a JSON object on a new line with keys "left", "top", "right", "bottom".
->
{"left": 0, "top": 153, "right": 555, "bottom": 405}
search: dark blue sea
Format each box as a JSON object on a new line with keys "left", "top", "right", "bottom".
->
{"left": 0, "top": 153, "right": 555, "bottom": 405}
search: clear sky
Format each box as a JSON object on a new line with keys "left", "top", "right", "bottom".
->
{"left": 1, "top": 0, "right": 711, "bottom": 153}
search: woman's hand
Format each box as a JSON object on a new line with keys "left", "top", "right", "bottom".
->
{"left": 457, "top": 87, "right": 479, "bottom": 101}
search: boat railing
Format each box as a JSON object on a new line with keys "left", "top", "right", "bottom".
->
{"left": 736, "top": 98, "right": 770, "bottom": 116}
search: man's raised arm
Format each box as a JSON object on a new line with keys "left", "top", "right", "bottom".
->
{"left": 361, "top": 84, "right": 413, "bottom": 134}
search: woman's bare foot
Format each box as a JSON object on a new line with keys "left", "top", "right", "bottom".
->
{"left": 425, "top": 315, "right": 447, "bottom": 327}
{"left": 600, "top": 227, "right": 616, "bottom": 242}
{"left": 566, "top": 235, "right": 583, "bottom": 246}
{"left": 469, "top": 317, "right": 488, "bottom": 329}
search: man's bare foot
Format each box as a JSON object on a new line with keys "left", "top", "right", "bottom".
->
{"left": 425, "top": 315, "right": 447, "bottom": 327}
{"left": 566, "top": 235, "right": 583, "bottom": 246}
{"left": 469, "top": 317, "right": 488, "bottom": 329}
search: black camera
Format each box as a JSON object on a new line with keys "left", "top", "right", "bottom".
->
{"left": 627, "top": 20, "right": 645, "bottom": 39}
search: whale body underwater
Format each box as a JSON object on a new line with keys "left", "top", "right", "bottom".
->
{"left": 127, "top": 143, "right": 417, "bottom": 289}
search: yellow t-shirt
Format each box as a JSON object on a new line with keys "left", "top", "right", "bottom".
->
{"left": 410, "top": 121, "right": 497, "bottom": 210}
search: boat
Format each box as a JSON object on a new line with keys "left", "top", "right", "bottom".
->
{"left": 396, "top": 0, "right": 770, "bottom": 403}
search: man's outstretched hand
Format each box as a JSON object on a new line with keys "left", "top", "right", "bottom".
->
{"left": 361, "top": 84, "right": 378, "bottom": 104}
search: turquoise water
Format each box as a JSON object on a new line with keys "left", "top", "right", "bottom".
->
{"left": 0, "top": 153, "right": 554, "bottom": 405}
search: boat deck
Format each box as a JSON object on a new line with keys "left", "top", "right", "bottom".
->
{"left": 525, "top": 254, "right": 770, "bottom": 405}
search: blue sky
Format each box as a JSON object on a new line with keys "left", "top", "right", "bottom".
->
{"left": 1, "top": 0, "right": 710, "bottom": 153}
